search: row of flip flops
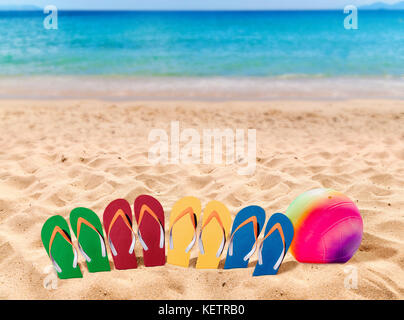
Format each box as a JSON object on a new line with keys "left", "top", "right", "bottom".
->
{"left": 41, "top": 195, "right": 294, "bottom": 279}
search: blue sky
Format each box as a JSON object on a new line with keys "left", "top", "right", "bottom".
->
{"left": 0, "top": 0, "right": 399, "bottom": 10}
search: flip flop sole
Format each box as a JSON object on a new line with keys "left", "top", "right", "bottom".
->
{"left": 253, "top": 213, "right": 294, "bottom": 276}
{"left": 103, "top": 199, "right": 138, "bottom": 270}
{"left": 167, "top": 196, "right": 201, "bottom": 268}
{"left": 224, "top": 206, "right": 266, "bottom": 269}
{"left": 134, "top": 195, "right": 166, "bottom": 267}
{"left": 196, "top": 200, "right": 232, "bottom": 269}
{"left": 70, "top": 207, "right": 110, "bottom": 273}
{"left": 41, "top": 215, "right": 83, "bottom": 279}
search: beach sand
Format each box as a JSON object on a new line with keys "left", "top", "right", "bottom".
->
{"left": 0, "top": 98, "right": 403, "bottom": 299}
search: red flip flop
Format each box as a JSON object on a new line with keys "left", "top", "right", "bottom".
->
{"left": 134, "top": 195, "right": 165, "bottom": 267}
{"left": 103, "top": 199, "right": 138, "bottom": 270}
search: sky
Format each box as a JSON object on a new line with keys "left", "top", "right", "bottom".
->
{"left": 0, "top": 0, "right": 400, "bottom": 10}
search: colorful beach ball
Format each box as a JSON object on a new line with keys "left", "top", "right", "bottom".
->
{"left": 286, "top": 189, "right": 363, "bottom": 263}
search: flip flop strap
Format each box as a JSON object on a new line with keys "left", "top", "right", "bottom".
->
{"left": 76, "top": 217, "right": 107, "bottom": 262}
{"left": 49, "top": 226, "right": 78, "bottom": 273}
{"left": 228, "top": 216, "right": 259, "bottom": 261}
{"left": 137, "top": 204, "right": 164, "bottom": 251}
{"left": 198, "top": 210, "right": 227, "bottom": 258}
{"left": 257, "top": 222, "right": 286, "bottom": 270}
{"left": 107, "top": 209, "right": 136, "bottom": 257}
{"left": 169, "top": 207, "right": 197, "bottom": 253}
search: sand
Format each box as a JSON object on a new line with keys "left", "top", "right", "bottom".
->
{"left": 0, "top": 98, "right": 403, "bottom": 300}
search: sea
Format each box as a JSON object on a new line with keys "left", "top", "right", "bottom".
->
{"left": 0, "top": 10, "right": 403, "bottom": 77}
{"left": 1, "top": 10, "right": 404, "bottom": 99}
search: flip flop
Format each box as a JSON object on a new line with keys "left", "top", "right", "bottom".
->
{"left": 103, "top": 199, "right": 138, "bottom": 270}
{"left": 41, "top": 215, "right": 83, "bottom": 279}
{"left": 253, "top": 213, "right": 294, "bottom": 276}
{"left": 196, "top": 200, "right": 232, "bottom": 269}
{"left": 167, "top": 196, "right": 201, "bottom": 267}
{"left": 134, "top": 195, "right": 165, "bottom": 267}
{"left": 224, "top": 205, "right": 266, "bottom": 269}
{"left": 69, "top": 207, "right": 110, "bottom": 273}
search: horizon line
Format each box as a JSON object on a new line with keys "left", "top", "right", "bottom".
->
{"left": 1, "top": 8, "right": 403, "bottom": 11}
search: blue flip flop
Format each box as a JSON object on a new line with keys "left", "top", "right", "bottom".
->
{"left": 224, "top": 206, "right": 266, "bottom": 269}
{"left": 253, "top": 213, "right": 294, "bottom": 276}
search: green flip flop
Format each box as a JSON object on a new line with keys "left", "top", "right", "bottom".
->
{"left": 69, "top": 207, "right": 110, "bottom": 273}
{"left": 41, "top": 215, "right": 83, "bottom": 279}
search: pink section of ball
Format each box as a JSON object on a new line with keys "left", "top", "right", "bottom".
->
{"left": 288, "top": 190, "right": 363, "bottom": 264}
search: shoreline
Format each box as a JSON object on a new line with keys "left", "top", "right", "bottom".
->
{"left": 1, "top": 76, "right": 404, "bottom": 100}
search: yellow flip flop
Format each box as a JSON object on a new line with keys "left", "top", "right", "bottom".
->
{"left": 167, "top": 196, "right": 202, "bottom": 267}
{"left": 196, "top": 200, "right": 232, "bottom": 269}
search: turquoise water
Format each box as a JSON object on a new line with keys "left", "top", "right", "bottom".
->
{"left": 0, "top": 10, "right": 403, "bottom": 76}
